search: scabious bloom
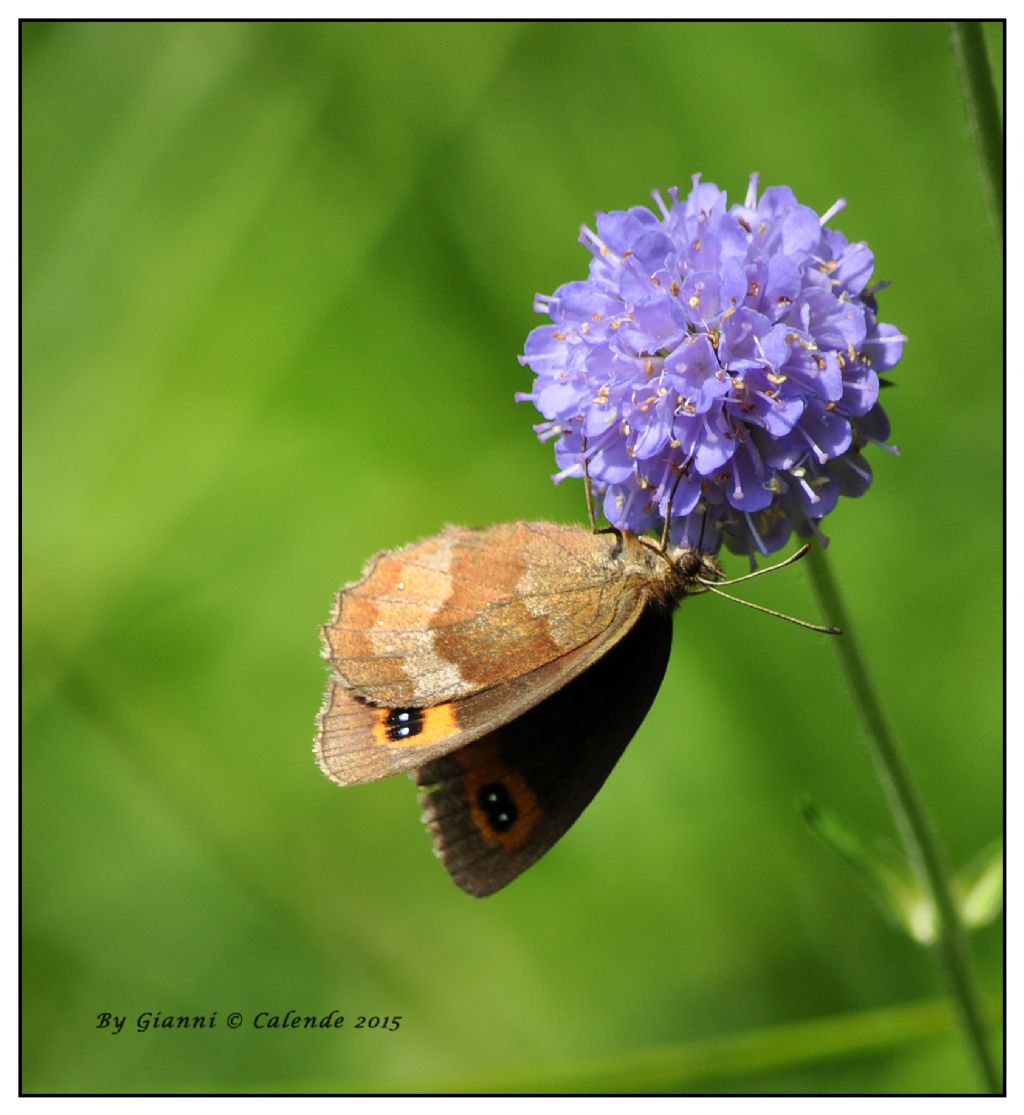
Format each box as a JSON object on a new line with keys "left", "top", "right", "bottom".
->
{"left": 517, "top": 174, "right": 905, "bottom": 557}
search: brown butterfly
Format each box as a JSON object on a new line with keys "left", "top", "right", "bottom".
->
{"left": 314, "top": 520, "right": 831, "bottom": 896}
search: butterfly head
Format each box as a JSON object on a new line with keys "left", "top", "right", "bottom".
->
{"left": 629, "top": 533, "right": 723, "bottom": 609}
{"left": 670, "top": 545, "right": 724, "bottom": 586}
{"left": 666, "top": 545, "right": 723, "bottom": 603}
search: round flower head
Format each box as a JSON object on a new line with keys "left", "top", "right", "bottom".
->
{"left": 517, "top": 174, "right": 905, "bottom": 557}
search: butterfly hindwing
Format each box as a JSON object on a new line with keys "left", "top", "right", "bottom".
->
{"left": 413, "top": 606, "right": 675, "bottom": 896}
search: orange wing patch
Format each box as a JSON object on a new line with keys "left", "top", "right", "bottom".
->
{"left": 369, "top": 702, "right": 460, "bottom": 749}
{"left": 453, "top": 738, "right": 541, "bottom": 853}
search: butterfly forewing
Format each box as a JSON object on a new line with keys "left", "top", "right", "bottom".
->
{"left": 320, "top": 522, "right": 648, "bottom": 709}
{"left": 316, "top": 602, "right": 652, "bottom": 787}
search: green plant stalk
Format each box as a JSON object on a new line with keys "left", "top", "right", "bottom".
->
{"left": 805, "top": 546, "right": 1000, "bottom": 1093}
{"left": 950, "top": 22, "right": 1003, "bottom": 236}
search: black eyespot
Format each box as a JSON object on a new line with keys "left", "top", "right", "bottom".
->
{"left": 385, "top": 707, "right": 424, "bottom": 742}
{"left": 477, "top": 782, "right": 518, "bottom": 834}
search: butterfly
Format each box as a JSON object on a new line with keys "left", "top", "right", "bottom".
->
{"left": 314, "top": 520, "right": 831, "bottom": 896}
{"left": 314, "top": 521, "right": 736, "bottom": 896}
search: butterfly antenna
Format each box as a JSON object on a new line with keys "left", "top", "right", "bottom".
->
{"left": 581, "top": 433, "right": 598, "bottom": 532}
{"left": 698, "top": 582, "right": 841, "bottom": 635}
{"left": 710, "top": 542, "right": 814, "bottom": 587}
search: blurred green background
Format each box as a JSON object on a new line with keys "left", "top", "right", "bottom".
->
{"left": 23, "top": 20, "right": 1003, "bottom": 1095}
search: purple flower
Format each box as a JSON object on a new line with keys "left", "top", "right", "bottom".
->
{"left": 517, "top": 174, "right": 905, "bottom": 557}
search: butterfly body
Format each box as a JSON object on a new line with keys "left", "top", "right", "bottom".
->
{"left": 315, "top": 520, "right": 720, "bottom": 896}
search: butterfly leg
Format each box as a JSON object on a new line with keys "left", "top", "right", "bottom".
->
{"left": 660, "top": 467, "right": 688, "bottom": 553}
{"left": 581, "top": 433, "right": 598, "bottom": 532}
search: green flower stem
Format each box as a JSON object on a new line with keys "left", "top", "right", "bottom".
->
{"left": 805, "top": 546, "right": 1000, "bottom": 1094}
{"left": 950, "top": 22, "right": 1003, "bottom": 236}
